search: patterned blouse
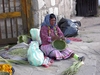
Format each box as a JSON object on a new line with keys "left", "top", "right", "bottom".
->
{"left": 40, "top": 25, "right": 64, "bottom": 45}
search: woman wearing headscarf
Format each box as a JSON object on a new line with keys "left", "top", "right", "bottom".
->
{"left": 40, "top": 13, "right": 85, "bottom": 61}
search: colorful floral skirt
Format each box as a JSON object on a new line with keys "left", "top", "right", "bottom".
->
{"left": 40, "top": 44, "right": 73, "bottom": 60}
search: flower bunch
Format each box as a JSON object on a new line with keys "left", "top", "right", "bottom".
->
{"left": 0, "top": 64, "right": 12, "bottom": 75}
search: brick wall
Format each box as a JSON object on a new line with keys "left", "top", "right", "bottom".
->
{"left": 0, "top": 0, "right": 76, "bottom": 38}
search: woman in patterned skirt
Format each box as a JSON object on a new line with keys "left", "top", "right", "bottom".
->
{"left": 40, "top": 13, "right": 85, "bottom": 61}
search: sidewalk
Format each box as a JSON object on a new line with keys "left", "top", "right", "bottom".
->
{"left": 12, "top": 41, "right": 100, "bottom": 75}
{"left": 13, "top": 15, "right": 100, "bottom": 75}
{"left": 1, "top": 17, "right": 100, "bottom": 75}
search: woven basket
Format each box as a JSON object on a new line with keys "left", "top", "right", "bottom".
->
{"left": 52, "top": 39, "right": 67, "bottom": 51}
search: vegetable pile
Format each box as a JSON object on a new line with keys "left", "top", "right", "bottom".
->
{"left": 63, "top": 61, "right": 84, "bottom": 75}
{"left": 0, "top": 56, "right": 29, "bottom": 65}
{"left": 17, "top": 35, "right": 31, "bottom": 44}
{"left": 9, "top": 48, "right": 28, "bottom": 58}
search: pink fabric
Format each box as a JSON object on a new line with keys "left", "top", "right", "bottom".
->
{"left": 40, "top": 25, "right": 64, "bottom": 45}
{"left": 40, "top": 25, "right": 73, "bottom": 60}
{"left": 67, "top": 37, "right": 82, "bottom": 42}
{"left": 41, "top": 44, "right": 73, "bottom": 60}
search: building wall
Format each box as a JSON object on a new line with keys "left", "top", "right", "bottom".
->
{"left": 0, "top": 0, "right": 23, "bottom": 38}
{"left": 99, "top": 0, "right": 100, "bottom": 5}
{"left": 32, "top": 0, "right": 76, "bottom": 27}
{"left": 0, "top": 0, "right": 76, "bottom": 28}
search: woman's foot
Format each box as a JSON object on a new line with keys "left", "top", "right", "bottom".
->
{"left": 78, "top": 56, "right": 85, "bottom": 61}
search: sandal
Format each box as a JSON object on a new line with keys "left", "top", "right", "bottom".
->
{"left": 78, "top": 56, "right": 85, "bottom": 61}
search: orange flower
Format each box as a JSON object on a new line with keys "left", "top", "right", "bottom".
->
{"left": 0, "top": 64, "right": 12, "bottom": 75}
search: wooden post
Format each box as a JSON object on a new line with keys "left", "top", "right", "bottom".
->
{"left": 26, "top": 0, "right": 34, "bottom": 32}
{"left": 20, "top": 0, "right": 34, "bottom": 34}
{"left": 0, "top": 25, "right": 2, "bottom": 39}
{"left": 20, "top": 0, "right": 28, "bottom": 34}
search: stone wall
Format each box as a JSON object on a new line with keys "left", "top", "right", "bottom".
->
{"left": 0, "top": 0, "right": 76, "bottom": 28}
{"left": 32, "top": 0, "right": 76, "bottom": 27}
{"left": 0, "top": 0, "right": 76, "bottom": 38}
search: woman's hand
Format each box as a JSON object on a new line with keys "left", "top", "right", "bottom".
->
{"left": 51, "top": 36, "right": 60, "bottom": 41}
{"left": 51, "top": 36, "right": 65, "bottom": 41}
{"left": 60, "top": 36, "right": 65, "bottom": 40}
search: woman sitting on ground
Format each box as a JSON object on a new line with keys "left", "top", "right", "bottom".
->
{"left": 40, "top": 13, "right": 85, "bottom": 61}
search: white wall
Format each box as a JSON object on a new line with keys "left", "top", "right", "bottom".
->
{"left": 99, "top": 0, "right": 100, "bottom": 6}
{"left": 32, "top": 0, "right": 76, "bottom": 27}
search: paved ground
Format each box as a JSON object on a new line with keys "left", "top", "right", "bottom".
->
{"left": 78, "top": 17, "right": 100, "bottom": 75}
{"left": 10, "top": 16, "right": 100, "bottom": 75}
{"left": 78, "top": 17, "right": 100, "bottom": 42}
{"left": 0, "top": 16, "right": 100, "bottom": 75}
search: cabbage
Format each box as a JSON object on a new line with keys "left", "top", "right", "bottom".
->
{"left": 63, "top": 61, "right": 84, "bottom": 75}
{"left": 17, "top": 35, "right": 31, "bottom": 44}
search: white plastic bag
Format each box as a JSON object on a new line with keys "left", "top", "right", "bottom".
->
{"left": 27, "top": 41, "right": 44, "bottom": 66}
{"left": 30, "top": 28, "right": 42, "bottom": 45}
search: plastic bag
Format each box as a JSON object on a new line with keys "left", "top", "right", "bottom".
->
{"left": 30, "top": 28, "right": 42, "bottom": 45}
{"left": 27, "top": 41, "right": 44, "bottom": 66}
{"left": 58, "top": 18, "right": 79, "bottom": 37}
